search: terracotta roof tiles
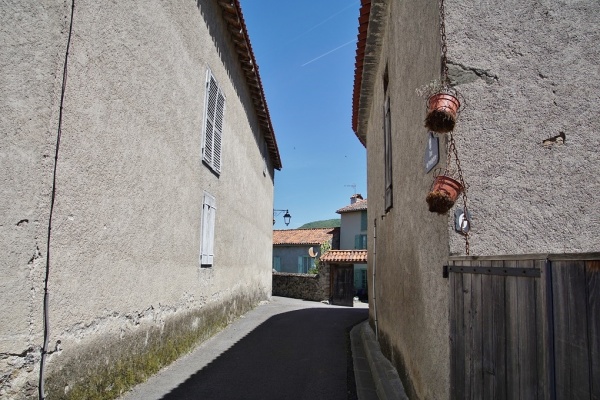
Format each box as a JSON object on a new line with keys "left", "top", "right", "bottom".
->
{"left": 273, "top": 228, "right": 337, "bottom": 246}
{"left": 336, "top": 198, "right": 367, "bottom": 214}
{"left": 218, "top": 0, "right": 282, "bottom": 169}
{"left": 320, "top": 250, "right": 368, "bottom": 263}
{"left": 352, "top": 0, "right": 371, "bottom": 144}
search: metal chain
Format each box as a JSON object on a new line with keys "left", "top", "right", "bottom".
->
{"left": 439, "top": 0, "right": 449, "bottom": 85}
{"left": 440, "top": 0, "right": 468, "bottom": 254}
{"left": 448, "top": 133, "right": 470, "bottom": 255}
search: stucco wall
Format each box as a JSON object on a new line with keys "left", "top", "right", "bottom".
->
{"left": 273, "top": 245, "right": 315, "bottom": 274}
{"left": 362, "top": 1, "right": 451, "bottom": 399}
{"left": 359, "top": 1, "right": 600, "bottom": 399}
{"left": 0, "top": 2, "right": 68, "bottom": 397}
{"left": 339, "top": 211, "right": 366, "bottom": 249}
{"left": 445, "top": 0, "right": 600, "bottom": 255}
{"left": 0, "top": 0, "right": 275, "bottom": 398}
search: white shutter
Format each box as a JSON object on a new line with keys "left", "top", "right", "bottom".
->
{"left": 384, "top": 96, "right": 393, "bottom": 211}
{"left": 200, "top": 192, "right": 216, "bottom": 267}
{"left": 213, "top": 91, "right": 225, "bottom": 173}
{"left": 202, "top": 70, "right": 225, "bottom": 174}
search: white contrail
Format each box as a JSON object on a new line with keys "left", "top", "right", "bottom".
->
{"left": 287, "top": 1, "right": 360, "bottom": 44}
{"left": 301, "top": 39, "right": 356, "bottom": 67}
{"left": 302, "top": 2, "right": 360, "bottom": 36}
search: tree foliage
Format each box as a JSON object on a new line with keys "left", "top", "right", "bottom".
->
{"left": 298, "top": 219, "right": 341, "bottom": 229}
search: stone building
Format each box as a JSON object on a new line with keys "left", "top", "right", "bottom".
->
{"left": 0, "top": 0, "right": 280, "bottom": 398}
{"left": 352, "top": 0, "right": 600, "bottom": 398}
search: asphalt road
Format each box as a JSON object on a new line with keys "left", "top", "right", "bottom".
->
{"left": 120, "top": 297, "right": 369, "bottom": 400}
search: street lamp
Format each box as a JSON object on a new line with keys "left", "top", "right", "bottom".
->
{"left": 273, "top": 209, "right": 292, "bottom": 226}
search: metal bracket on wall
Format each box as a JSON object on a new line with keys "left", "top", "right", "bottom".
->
{"left": 443, "top": 265, "right": 541, "bottom": 278}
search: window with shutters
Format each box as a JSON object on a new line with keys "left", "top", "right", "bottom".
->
{"left": 202, "top": 69, "right": 225, "bottom": 174}
{"left": 354, "top": 234, "right": 368, "bottom": 250}
{"left": 360, "top": 210, "right": 368, "bottom": 231}
{"left": 297, "top": 256, "right": 314, "bottom": 274}
{"left": 273, "top": 256, "right": 281, "bottom": 272}
{"left": 200, "top": 192, "right": 216, "bottom": 268}
{"left": 383, "top": 68, "right": 393, "bottom": 212}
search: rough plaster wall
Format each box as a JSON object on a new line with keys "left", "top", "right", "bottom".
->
{"left": 445, "top": 0, "right": 600, "bottom": 255}
{"left": 273, "top": 246, "right": 312, "bottom": 273}
{"left": 365, "top": 1, "right": 450, "bottom": 399}
{"left": 340, "top": 211, "right": 364, "bottom": 249}
{"left": 0, "top": 1, "right": 69, "bottom": 397}
{"left": 1, "top": 0, "right": 274, "bottom": 396}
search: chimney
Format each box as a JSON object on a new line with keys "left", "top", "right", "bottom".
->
{"left": 350, "top": 193, "right": 363, "bottom": 204}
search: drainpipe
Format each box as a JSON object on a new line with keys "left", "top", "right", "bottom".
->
{"left": 372, "top": 218, "right": 378, "bottom": 340}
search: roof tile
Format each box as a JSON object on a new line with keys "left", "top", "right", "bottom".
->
{"left": 273, "top": 228, "right": 337, "bottom": 246}
{"left": 218, "top": 0, "right": 282, "bottom": 169}
{"left": 320, "top": 250, "right": 368, "bottom": 263}
{"left": 336, "top": 198, "right": 367, "bottom": 214}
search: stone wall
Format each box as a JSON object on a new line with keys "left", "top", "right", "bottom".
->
{"left": 43, "top": 290, "right": 262, "bottom": 400}
{"left": 272, "top": 265, "right": 330, "bottom": 302}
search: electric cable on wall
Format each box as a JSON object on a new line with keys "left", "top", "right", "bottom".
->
{"left": 39, "top": 0, "right": 75, "bottom": 398}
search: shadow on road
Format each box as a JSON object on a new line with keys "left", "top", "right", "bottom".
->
{"left": 160, "top": 307, "right": 368, "bottom": 400}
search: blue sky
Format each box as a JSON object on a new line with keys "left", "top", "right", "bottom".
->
{"left": 241, "top": 1, "right": 366, "bottom": 229}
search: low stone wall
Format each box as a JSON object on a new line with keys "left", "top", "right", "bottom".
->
{"left": 38, "top": 290, "right": 264, "bottom": 400}
{"left": 272, "top": 266, "right": 330, "bottom": 302}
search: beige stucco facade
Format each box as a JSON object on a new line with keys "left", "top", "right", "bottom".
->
{"left": 1, "top": 1, "right": 278, "bottom": 398}
{"left": 356, "top": 1, "right": 451, "bottom": 398}
{"left": 337, "top": 198, "right": 368, "bottom": 293}
{"left": 339, "top": 209, "right": 365, "bottom": 250}
{"left": 354, "top": 0, "right": 600, "bottom": 399}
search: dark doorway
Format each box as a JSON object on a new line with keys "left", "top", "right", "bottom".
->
{"left": 331, "top": 264, "right": 355, "bottom": 307}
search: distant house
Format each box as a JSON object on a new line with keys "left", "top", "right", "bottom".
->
{"left": 272, "top": 228, "right": 339, "bottom": 273}
{"left": 352, "top": 0, "right": 600, "bottom": 399}
{"left": 320, "top": 249, "right": 368, "bottom": 306}
{"left": 0, "top": 1, "right": 281, "bottom": 398}
{"left": 336, "top": 194, "right": 368, "bottom": 297}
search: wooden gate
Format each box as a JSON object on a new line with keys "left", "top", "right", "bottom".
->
{"left": 447, "top": 255, "right": 600, "bottom": 400}
{"left": 330, "top": 264, "right": 354, "bottom": 307}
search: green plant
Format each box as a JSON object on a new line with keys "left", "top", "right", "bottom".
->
{"left": 311, "top": 240, "right": 332, "bottom": 273}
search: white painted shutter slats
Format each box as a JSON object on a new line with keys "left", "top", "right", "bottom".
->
{"left": 200, "top": 192, "right": 216, "bottom": 266}
{"left": 203, "top": 71, "right": 225, "bottom": 174}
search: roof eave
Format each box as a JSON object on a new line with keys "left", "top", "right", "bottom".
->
{"left": 351, "top": 0, "right": 388, "bottom": 148}
{"left": 218, "top": 0, "right": 282, "bottom": 170}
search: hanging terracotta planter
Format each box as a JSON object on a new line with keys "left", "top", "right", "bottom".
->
{"left": 425, "top": 92, "right": 460, "bottom": 133}
{"left": 416, "top": 81, "right": 462, "bottom": 134}
{"left": 426, "top": 175, "right": 463, "bottom": 214}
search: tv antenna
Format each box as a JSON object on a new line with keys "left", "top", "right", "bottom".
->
{"left": 344, "top": 184, "right": 356, "bottom": 194}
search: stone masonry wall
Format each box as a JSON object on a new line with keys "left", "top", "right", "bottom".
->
{"left": 272, "top": 264, "right": 330, "bottom": 302}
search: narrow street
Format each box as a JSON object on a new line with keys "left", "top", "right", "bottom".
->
{"left": 120, "top": 297, "right": 369, "bottom": 400}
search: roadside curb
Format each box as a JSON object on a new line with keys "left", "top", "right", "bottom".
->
{"left": 351, "top": 321, "right": 408, "bottom": 400}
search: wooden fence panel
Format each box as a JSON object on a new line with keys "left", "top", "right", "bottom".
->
{"left": 491, "top": 262, "right": 507, "bottom": 400}
{"left": 480, "top": 261, "right": 496, "bottom": 399}
{"left": 463, "top": 269, "right": 473, "bottom": 400}
{"left": 505, "top": 261, "right": 521, "bottom": 400}
{"left": 552, "top": 261, "right": 591, "bottom": 400}
{"left": 536, "top": 260, "right": 553, "bottom": 400}
{"left": 471, "top": 270, "right": 483, "bottom": 400}
{"left": 587, "top": 261, "right": 600, "bottom": 400}
{"left": 450, "top": 260, "right": 468, "bottom": 400}
{"left": 449, "top": 256, "right": 599, "bottom": 400}
{"left": 449, "top": 258, "right": 547, "bottom": 400}
{"left": 516, "top": 260, "right": 538, "bottom": 399}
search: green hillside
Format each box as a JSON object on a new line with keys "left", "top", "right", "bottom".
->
{"left": 298, "top": 219, "right": 341, "bottom": 229}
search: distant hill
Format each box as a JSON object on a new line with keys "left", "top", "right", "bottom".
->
{"left": 298, "top": 219, "right": 341, "bottom": 229}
